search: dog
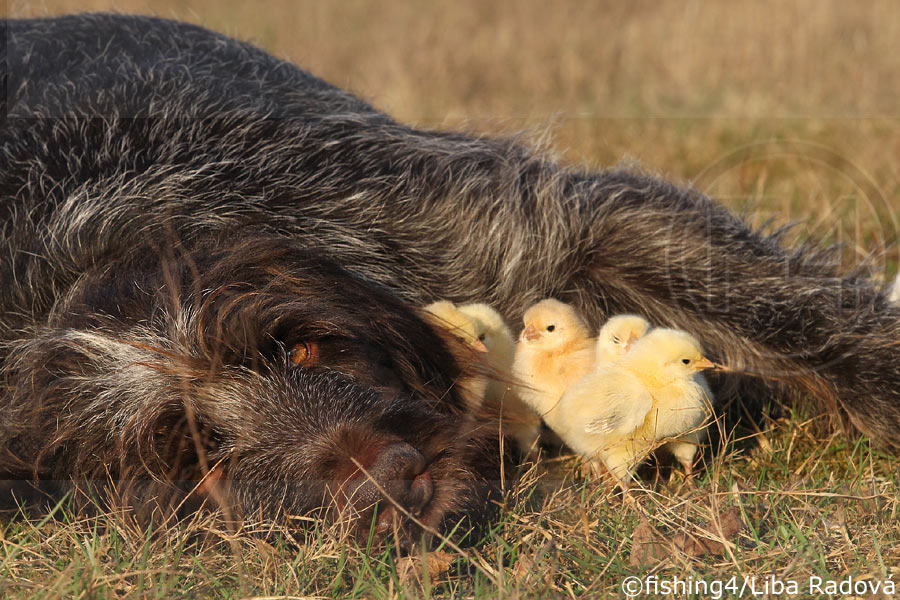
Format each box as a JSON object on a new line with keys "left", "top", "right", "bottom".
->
{"left": 2, "top": 13, "right": 899, "bottom": 536}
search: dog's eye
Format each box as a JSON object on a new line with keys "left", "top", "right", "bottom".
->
{"left": 289, "top": 341, "right": 319, "bottom": 366}
{"left": 612, "top": 336, "right": 621, "bottom": 344}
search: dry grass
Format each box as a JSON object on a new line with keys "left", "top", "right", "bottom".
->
{"left": 3, "top": 1, "right": 900, "bottom": 598}
{"left": 4, "top": 423, "right": 900, "bottom": 598}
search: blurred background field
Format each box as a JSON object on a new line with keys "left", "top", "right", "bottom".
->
{"left": 3, "top": 1, "right": 900, "bottom": 598}
{"left": 9, "top": 0, "right": 900, "bottom": 273}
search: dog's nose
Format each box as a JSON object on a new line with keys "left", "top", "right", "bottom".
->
{"left": 343, "top": 442, "right": 434, "bottom": 523}
{"left": 368, "top": 442, "right": 432, "bottom": 513}
{"left": 370, "top": 443, "right": 433, "bottom": 516}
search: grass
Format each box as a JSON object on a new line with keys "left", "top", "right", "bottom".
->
{"left": 4, "top": 419, "right": 900, "bottom": 598}
{"left": 3, "top": 1, "right": 900, "bottom": 598}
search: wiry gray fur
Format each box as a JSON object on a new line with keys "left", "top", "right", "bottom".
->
{"left": 2, "top": 14, "right": 900, "bottom": 524}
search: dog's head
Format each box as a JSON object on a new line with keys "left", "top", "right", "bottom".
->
{"left": 6, "top": 235, "right": 500, "bottom": 542}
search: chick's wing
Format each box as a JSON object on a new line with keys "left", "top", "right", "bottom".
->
{"left": 565, "top": 368, "right": 653, "bottom": 436}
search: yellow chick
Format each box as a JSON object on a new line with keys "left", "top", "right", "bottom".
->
{"left": 458, "top": 302, "right": 542, "bottom": 455}
{"left": 511, "top": 298, "right": 596, "bottom": 421}
{"left": 557, "top": 328, "right": 718, "bottom": 484}
{"left": 595, "top": 314, "right": 651, "bottom": 363}
{"left": 594, "top": 314, "right": 713, "bottom": 474}
{"left": 423, "top": 300, "right": 489, "bottom": 411}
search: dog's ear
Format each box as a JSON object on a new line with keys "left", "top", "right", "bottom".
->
{"left": 7, "top": 326, "right": 224, "bottom": 483}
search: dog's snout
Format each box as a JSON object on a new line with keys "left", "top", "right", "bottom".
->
{"left": 370, "top": 443, "right": 433, "bottom": 515}
{"left": 342, "top": 442, "right": 434, "bottom": 527}
{"left": 369, "top": 442, "right": 426, "bottom": 486}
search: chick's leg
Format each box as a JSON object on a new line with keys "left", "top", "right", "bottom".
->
{"left": 665, "top": 430, "right": 703, "bottom": 475}
{"left": 598, "top": 442, "right": 640, "bottom": 486}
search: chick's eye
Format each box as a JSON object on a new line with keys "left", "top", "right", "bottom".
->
{"left": 478, "top": 333, "right": 486, "bottom": 342}
{"left": 612, "top": 336, "right": 621, "bottom": 344}
{"left": 682, "top": 358, "right": 691, "bottom": 365}
{"left": 289, "top": 341, "right": 319, "bottom": 366}
{"left": 546, "top": 325, "right": 556, "bottom": 332}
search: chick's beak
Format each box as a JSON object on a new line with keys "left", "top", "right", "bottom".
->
{"left": 694, "top": 357, "right": 723, "bottom": 372}
{"left": 624, "top": 333, "right": 640, "bottom": 352}
{"left": 472, "top": 339, "right": 489, "bottom": 352}
{"left": 522, "top": 324, "right": 541, "bottom": 341}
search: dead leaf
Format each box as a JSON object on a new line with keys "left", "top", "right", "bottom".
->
{"left": 629, "top": 518, "right": 667, "bottom": 566}
{"left": 512, "top": 539, "right": 557, "bottom": 586}
{"left": 630, "top": 508, "right": 745, "bottom": 567}
{"left": 673, "top": 507, "right": 744, "bottom": 557}
{"left": 396, "top": 550, "right": 456, "bottom": 585}
{"left": 513, "top": 552, "right": 538, "bottom": 582}
{"left": 252, "top": 537, "right": 279, "bottom": 576}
